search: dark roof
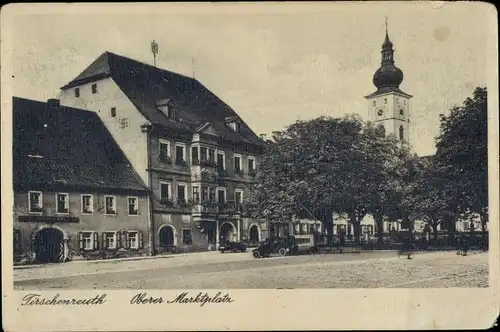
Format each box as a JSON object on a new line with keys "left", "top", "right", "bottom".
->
{"left": 13, "top": 97, "right": 148, "bottom": 192}
{"left": 364, "top": 86, "right": 413, "bottom": 99}
{"left": 61, "top": 51, "right": 263, "bottom": 147}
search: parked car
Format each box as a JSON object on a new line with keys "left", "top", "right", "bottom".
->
{"left": 219, "top": 241, "right": 247, "bottom": 253}
{"left": 252, "top": 236, "right": 296, "bottom": 258}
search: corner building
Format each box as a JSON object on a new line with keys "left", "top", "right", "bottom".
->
{"left": 58, "top": 52, "right": 265, "bottom": 253}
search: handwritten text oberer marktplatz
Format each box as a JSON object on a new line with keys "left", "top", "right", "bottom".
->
{"left": 130, "top": 292, "right": 234, "bottom": 307}
{"left": 21, "top": 293, "right": 107, "bottom": 306}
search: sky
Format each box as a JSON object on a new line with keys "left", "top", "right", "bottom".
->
{"left": 6, "top": 2, "right": 495, "bottom": 156}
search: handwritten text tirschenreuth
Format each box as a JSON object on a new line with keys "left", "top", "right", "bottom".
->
{"left": 21, "top": 293, "right": 107, "bottom": 306}
{"left": 130, "top": 292, "right": 234, "bottom": 306}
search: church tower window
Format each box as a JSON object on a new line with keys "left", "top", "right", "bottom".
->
{"left": 399, "top": 126, "right": 404, "bottom": 141}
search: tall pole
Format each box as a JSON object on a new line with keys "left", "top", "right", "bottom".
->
{"left": 151, "top": 40, "right": 158, "bottom": 67}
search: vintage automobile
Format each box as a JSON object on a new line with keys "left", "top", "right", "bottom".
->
{"left": 252, "top": 236, "right": 297, "bottom": 258}
{"left": 218, "top": 241, "right": 247, "bottom": 253}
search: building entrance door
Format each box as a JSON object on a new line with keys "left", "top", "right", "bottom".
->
{"left": 34, "top": 228, "right": 65, "bottom": 263}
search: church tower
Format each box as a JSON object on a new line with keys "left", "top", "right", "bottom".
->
{"left": 365, "top": 21, "right": 412, "bottom": 144}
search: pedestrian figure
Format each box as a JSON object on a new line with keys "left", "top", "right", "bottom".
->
{"left": 398, "top": 231, "right": 412, "bottom": 260}
{"left": 339, "top": 231, "right": 345, "bottom": 253}
{"left": 460, "top": 233, "right": 469, "bottom": 256}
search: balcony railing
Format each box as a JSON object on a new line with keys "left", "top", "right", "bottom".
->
{"left": 200, "top": 159, "right": 218, "bottom": 168}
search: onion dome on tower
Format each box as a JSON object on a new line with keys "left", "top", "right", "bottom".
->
{"left": 372, "top": 25, "right": 404, "bottom": 89}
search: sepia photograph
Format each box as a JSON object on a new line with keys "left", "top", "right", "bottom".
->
{"left": 2, "top": 2, "right": 499, "bottom": 331}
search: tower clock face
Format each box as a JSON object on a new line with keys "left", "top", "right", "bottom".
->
{"left": 377, "top": 109, "right": 384, "bottom": 117}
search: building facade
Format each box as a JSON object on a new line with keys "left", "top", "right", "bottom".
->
{"left": 57, "top": 52, "right": 265, "bottom": 252}
{"left": 13, "top": 97, "right": 150, "bottom": 264}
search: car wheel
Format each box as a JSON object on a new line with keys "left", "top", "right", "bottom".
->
{"left": 278, "top": 248, "right": 287, "bottom": 257}
{"left": 220, "top": 250, "right": 225, "bottom": 253}
{"left": 252, "top": 251, "right": 260, "bottom": 258}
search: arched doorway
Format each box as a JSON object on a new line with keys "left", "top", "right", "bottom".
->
{"left": 219, "top": 222, "right": 236, "bottom": 244}
{"left": 33, "top": 228, "right": 65, "bottom": 263}
{"left": 159, "top": 225, "right": 176, "bottom": 251}
{"left": 249, "top": 225, "right": 260, "bottom": 244}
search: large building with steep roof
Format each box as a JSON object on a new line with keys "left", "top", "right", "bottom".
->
{"left": 13, "top": 97, "right": 150, "bottom": 264}
{"left": 58, "top": 51, "right": 266, "bottom": 252}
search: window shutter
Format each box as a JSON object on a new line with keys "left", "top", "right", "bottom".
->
{"left": 117, "top": 232, "right": 123, "bottom": 249}
{"left": 79, "top": 232, "right": 84, "bottom": 250}
{"left": 102, "top": 232, "right": 106, "bottom": 249}
{"left": 93, "top": 232, "right": 98, "bottom": 250}
{"left": 126, "top": 232, "right": 131, "bottom": 249}
{"left": 139, "top": 232, "right": 144, "bottom": 249}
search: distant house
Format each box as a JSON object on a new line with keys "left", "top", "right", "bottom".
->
{"left": 58, "top": 51, "right": 266, "bottom": 252}
{"left": 13, "top": 97, "right": 149, "bottom": 264}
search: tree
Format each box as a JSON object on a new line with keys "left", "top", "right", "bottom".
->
{"left": 434, "top": 87, "right": 488, "bottom": 236}
{"left": 246, "top": 115, "right": 403, "bottom": 245}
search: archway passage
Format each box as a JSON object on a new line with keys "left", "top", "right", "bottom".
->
{"left": 249, "top": 225, "right": 260, "bottom": 244}
{"left": 34, "top": 228, "right": 65, "bottom": 263}
{"left": 219, "top": 222, "right": 236, "bottom": 244}
{"left": 159, "top": 226, "right": 175, "bottom": 251}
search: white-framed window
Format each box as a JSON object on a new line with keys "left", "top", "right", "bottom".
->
{"left": 28, "top": 191, "right": 43, "bottom": 213}
{"left": 384, "top": 98, "right": 387, "bottom": 104}
{"left": 217, "top": 187, "right": 227, "bottom": 204}
{"left": 175, "top": 142, "right": 186, "bottom": 164}
{"left": 159, "top": 139, "right": 171, "bottom": 159}
{"left": 128, "top": 196, "right": 139, "bottom": 215}
{"left": 81, "top": 194, "right": 93, "bottom": 214}
{"left": 372, "top": 100, "right": 376, "bottom": 107}
{"left": 79, "top": 231, "right": 97, "bottom": 251}
{"left": 192, "top": 186, "right": 200, "bottom": 203}
{"left": 235, "top": 189, "right": 244, "bottom": 204}
{"left": 177, "top": 182, "right": 188, "bottom": 202}
{"left": 74, "top": 87, "right": 80, "bottom": 98}
{"left": 234, "top": 154, "right": 242, "bottom": 173}
{"left": 160, "top": 181, "right": 172, "bottom": 200}
{"left": 208, "top": 148, "right": 215, "bottom": 162}
{"left": 191, "top": 145, "right": 200, "bottom": 163}
{"left": 247, "top": 156, "right": 256, "bottom": 173}
{"left": 128, "top": 231, "right": 139, "bottom": 249}
{"left": 217, "top": 151, "right": 225, "bottom": 170}
{"left": 103, "top": 231, "right": 118, "bottom": 249}
{"left": 104, "top": 195, "right": 116, "bottom": 215}
{"left": 56, "top": 193, "right": 69, "bottom": 214}
{"left": 91, "top": 83, "right": 98, "bottom": 94}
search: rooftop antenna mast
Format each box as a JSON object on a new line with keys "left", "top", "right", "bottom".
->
{"left": 151, "top": 40, "right": 159, "bottom": 67}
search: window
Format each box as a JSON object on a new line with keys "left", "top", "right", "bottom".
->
{"left": 209, "top": 187, "right": 216, "bottom": 202}
{"left": 217, "top": 152, "right": 225, "bottom": 170}
{"left": 111, "top": 107, "right": 117, "bottom": 118}
{"left": 177, "top": 183, "right": 187, "bottom": 202}
{"left": 81, "top": 194, "right": 93, "bottom": 214}
{"left": 104, "top": 196, "right": 116, "bottom": 214}
{"left": 160, "top": 181, "right": 171, "bottom": 201}
{"left": 404, "top": 100, "right": 406, "bottom": 105}
{"left": 248, "top": 157, "right": 256, "bottom": 173}
{"left": 234, "top": 155, "right": 242, "bottom": 173}
{"left": 182, "top": 229, "right": 193, "bottom": 245}
{"left": 159, "top": 140, "right": 171, "bottom": 162}
{"left": 399, "top": 126, "right": 404, "bottom": 141}
{"left": 128, "top": 197, "right": 139, "bottom": 215}
{"left": 28, "top": 191, "right": 43, "bottom": 213}
{"left": 208, "top": 149, "right": 215, "bottom": 162}
{"left": 217, "top": 188, "right": 226, "bottom": 205}
{"left": 175, "top": 143, "right": 186, "bottom": 164}
{"left": 200, "top": 147, "right": 208, "bottom": 161}
{"left": 75, "top": 88, "right": 80, "bottom": 98}
{"left": 372, "top": 101, "right": 376, "bottom": 107}
{"left": 400, "top": 109, "right": 404, "bottom": 116}
{"left": 91, "top": 83, "right": 97, "bottom": 94}
{"left": 201, "top": 187, "right": 209, "bottom": 202}
{"left": 103, "top": 231, "right": 117, "bottom": 249}
{"left": 79, "top": 231, "right": 97, "bottom": 251}
{"left": 192, "top": 186, "right": 200, "bottom": 203}
{"left": 56, "top": 193, "right": 69, "bottom": 214}
{"left": 235, "top": 190, "right": 243, "bottom": 204}
{"left": 384, "top": 98, "right": 387, "bottom": 104}
{"left": 128, "top": 231, "right": 143, "bottom": 249}
{"left": 191, "top": 146, "right": 199, "bottom": 163}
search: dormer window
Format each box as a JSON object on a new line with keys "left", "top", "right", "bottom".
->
{"left": 157, "top": 98, "right": 175, "bottom": 120}
{"left": 225, "top": 116, "right": 241, "bottom": 132}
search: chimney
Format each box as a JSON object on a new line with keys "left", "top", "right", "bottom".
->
{"left": 47, "top": 98, "right": 60, "bottom": 108}
{"left": 259, "top": 133, "right": 267, "bottom": 140}
{"left": 271, "top": 131, "right": 282, "bottom": 141}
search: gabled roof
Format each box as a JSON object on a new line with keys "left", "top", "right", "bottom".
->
{"left": 13, "top": 97, "right": 148, "bottom": 193}
{"left": 61, "top": 51, "right": 263, "bottom": 147}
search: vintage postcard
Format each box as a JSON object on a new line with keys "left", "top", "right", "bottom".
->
{"left": 1, "top": 1, "right": 499, "bottom": 331}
